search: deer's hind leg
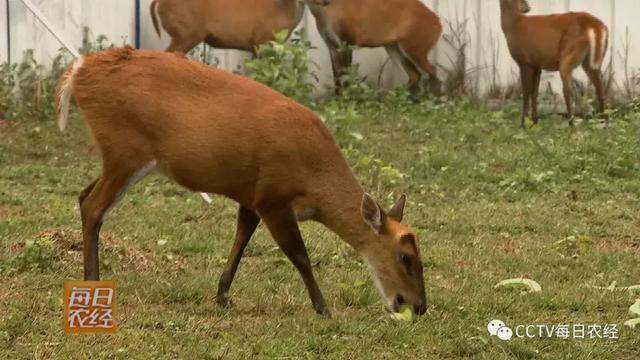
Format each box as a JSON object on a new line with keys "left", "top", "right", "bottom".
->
{"left": 397, "top": 38, "right": 441, "bottom": 96}
{"left": 80, "top": 152, "right": 156, "bottom": 280}
{"left": 316, "top": 25, "right": 352, "bottom": 93}
{"left": 165, "top": 32, "right": 203, "bottom": 54}
{"left": 327, "top": 46, "right": 342, "bottom": 91}
{"left": 582, "top": 60, "right": 606, "bottom": 114}
{"left": 216, "top": 206, "right": 261, "bottom": 307}
{"left": 385, "top": 44, "right": 421, "bottom": 93}
{"left": 559, "top": 45, "right": 589, "bottom": 124}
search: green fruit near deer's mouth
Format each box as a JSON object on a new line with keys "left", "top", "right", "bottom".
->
{"left": 391, "top": 305, "right": 414, "bottom": 321}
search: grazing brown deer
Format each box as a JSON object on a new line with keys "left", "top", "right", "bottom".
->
{"left": 56, "top": 47, "right": 427, "bottom": 316}
{"left": 308, "top": 0, "right": 442, "bottom": 94}
{"left": 500, "top": 0, "right": 608, "bottom": 127}
{"left": 150, "top": 0, "right": 330, "bottom": 54}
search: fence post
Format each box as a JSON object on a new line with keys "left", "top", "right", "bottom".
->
{"left": 135, "top": 0, "right": 141, "bottom": 48}
{"left": 5, "top": 0, "right": 10, "bottom": 63}
{"left": 610, "top": 0, "right": 616, "bottom": 69}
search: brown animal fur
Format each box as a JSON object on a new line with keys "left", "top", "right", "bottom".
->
{"left": 56, "top": 47, "right": 426, "bottom": 316}
{"left": 500, "top": 0, "right": 608, "bottom": 126}
{"left": 150, "top": 0, "right": 329, "bottom": 53}
{"left": 308, "top": 0, "right": 442, "bottom": 94}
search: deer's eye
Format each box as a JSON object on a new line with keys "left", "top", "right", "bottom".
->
{"left": 400, "top": 253, "right": 414, "bottom": 275}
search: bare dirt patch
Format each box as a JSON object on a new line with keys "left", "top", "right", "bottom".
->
{"left": 593, "top": 235, "right": 640, "bottom": 253}
{"left": 10, "top": 229, "right": 157, "bottom": 272}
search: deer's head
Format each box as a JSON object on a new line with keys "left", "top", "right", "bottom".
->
{"left": 500, "top": 0, "right": 531, "bottom": 14}
{"left": 360, "top": 194, "right": 426, "bottom": 315}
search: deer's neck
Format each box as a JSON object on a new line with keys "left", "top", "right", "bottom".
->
{"left": 311, "top": 166, "right": 372, "bottom": 253}
{"left": 500, "top": 7, "right": 521, "bottom": 33}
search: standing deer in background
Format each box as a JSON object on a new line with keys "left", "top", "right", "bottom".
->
{"left": 56, "top": 47, "right": 427, "bottom": 316}
{"left": 308, "top": 0, "right": 442, "bottom": 94}
{"left": 500, "top": 0, "right": 608, "bottom": 127}
{"left": 150, "top": 0, "right": 330, "bottom": 54}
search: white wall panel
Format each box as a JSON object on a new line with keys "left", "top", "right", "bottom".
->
{"left": 0, "top": 0, "right": 7, "bottom": 63}
{"left": 0, "top": 0, "right": 637, "bottom": 97}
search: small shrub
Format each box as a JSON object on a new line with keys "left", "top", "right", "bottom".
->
{"left": 0, "top": 27, "right": 113, "bottom": 123}
{"left": 79, "top": 26, "right": 114, "bottom": 54}
{"left": 333, "top": 63, "right": 379, "bottom": 102}
{"left": 13, "top": 49, "right": 68, "bottom": 122}
{"left": 0, "top": 62, "right": 18, "bottom": 119}
{"left": 0, "top": 49, "right": 68, "bottom": 121}
{"left": 243, "top": 29, "right": 317, "bottom": 103}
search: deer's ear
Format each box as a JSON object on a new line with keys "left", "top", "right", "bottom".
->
{"left": 361, "top": 193, "right": 384, "bottom": 234}
{"left": 388, "top": 194, "right": 406, "bottom": 222}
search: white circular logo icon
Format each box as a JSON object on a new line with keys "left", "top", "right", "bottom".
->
{"left": 488, "top": 319, "right": 513, "bottom": 341}
{"left": 497, "top": 326, "right": 513, "bottom": 341}
{"left": 487, "top": 320, "right": 506, "bottom": 336}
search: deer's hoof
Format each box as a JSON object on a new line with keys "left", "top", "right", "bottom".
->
{"left": 216, "top": 294, "right": 233, "bottom": 308}
{"left": 314, "top": 304, "right": 332, "bottom": 318}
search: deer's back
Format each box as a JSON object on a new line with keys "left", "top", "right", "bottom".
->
{"left": 72, "top": 47, "right": 342, "bottom": 206}
{"left": 323, "top": 0, "right": 440, "bottom": 46}
{"left": 505, "top": 12, "right": 606, "bottom": 70}
{"left": 157, "top": 0, "right": 300, "bottom": 49}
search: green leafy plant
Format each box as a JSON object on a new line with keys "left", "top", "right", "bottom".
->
{"left": 13, "top": 49, "right": 68, "bottom": 122}
{"left": 326, "top": 62, "right": 421, "bottom": 110}
{"left": 345, "top": 146, "right": 408, "bottom": 194}
{"left": 0, "top": 28, "right": 113, "bottom": 123}
{"left": 0, "top": 62, "right": 18, "bottom": 119}
{"left": 333, "top": 63, "right": 379, "bottom": 102}
{"left": 79, "top": 26, "right": 114, "bottom": 54}
{"left": 0, "top": 48, "right": 70, "bottom": 122}
{"left": 243, "top": 29, "right": 317, "bottom": 103}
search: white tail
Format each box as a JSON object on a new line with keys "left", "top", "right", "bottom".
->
{"left": 56, "top": 56, "right": 84, "bottom": 132}
{"left": 587, "top": 28, "right": 598, "bottom": 68}
{"left": 588, "top": 27, "right": 608, "bottom": 69}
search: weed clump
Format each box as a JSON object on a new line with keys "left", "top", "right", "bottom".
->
{"left": 243, "top": 29, "right": 318, "bottom": 104}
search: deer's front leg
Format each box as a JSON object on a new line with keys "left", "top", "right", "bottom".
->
{"left": 257, "top": 199, "right": 329, "bottom": 316}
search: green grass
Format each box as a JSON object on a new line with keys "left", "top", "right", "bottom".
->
{"left": 1, "top": 99, "right": 639, "bottom": 359}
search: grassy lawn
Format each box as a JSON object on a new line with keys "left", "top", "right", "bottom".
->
{"left": 1, "top": 98, "right": 639, "bottom": 359}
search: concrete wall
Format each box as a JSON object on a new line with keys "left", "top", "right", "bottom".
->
{"left": 1, "top": 0, "right": 639, "bottom": 96}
